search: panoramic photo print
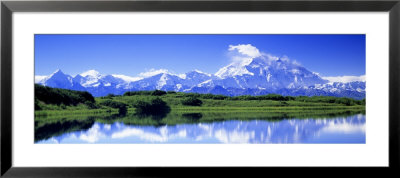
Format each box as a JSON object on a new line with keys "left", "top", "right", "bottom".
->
{"left": 34, "top": 34, "right": 366, "bottom": 144}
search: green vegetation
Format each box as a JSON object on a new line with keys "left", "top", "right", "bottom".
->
{"left": 35, "top": 88, "right": 365, "bottom": 113}
{"left": 96, "top": 91, "right": 365, "bottom": 108}
{"left": 35, "top": 84, "right": 96, "bottom": 110}
{"left": 132, "top": 97, "right": 170, "bottom": 116}
{"left": 35, "top": 87, "right": 365, "bottom": 135}
{"left": 99, "top": 100, "right": 127, "bottom": 115}
{"left": 181, "top": 97, "right": 203, "bottom": 106}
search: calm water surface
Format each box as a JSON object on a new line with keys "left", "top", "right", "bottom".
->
{"left": 36, "top": 114, "right": 365, "bottom": 144}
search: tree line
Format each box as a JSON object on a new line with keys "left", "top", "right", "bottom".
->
{"left": 35, "top": 84, "right": 95, "bottom": 110}
{"left": 121, "top": 90, "right": 365, "bottom": 106}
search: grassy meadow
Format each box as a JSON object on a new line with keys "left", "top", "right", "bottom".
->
{"left": 35, "top": 85, "right": 365, "bottom": 117}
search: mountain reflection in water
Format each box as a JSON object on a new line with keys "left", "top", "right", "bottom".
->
{"left": 36, "top": 113, "right": 365, "bottom": 144}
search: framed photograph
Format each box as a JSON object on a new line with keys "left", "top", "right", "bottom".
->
{"left": 1, "top": 0, "right": 399, "bottom": 177}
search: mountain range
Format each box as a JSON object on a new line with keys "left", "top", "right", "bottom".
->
{"left": 35, "top": 56, "right": 366, "bottom": 99}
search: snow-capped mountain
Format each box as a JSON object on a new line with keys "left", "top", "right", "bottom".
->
{"left": 35, "top": 69, "right": 214, "bottom": 97}
{"left": 35, "top": 56, "right": 365, "bottom": 99}
{"left": 127, "top": 73, "right": 184, "bottom": 91}
{"left": 37, "top": 69, "right": 74, "bottom": 89}
{"left": 37, "top": 69, "right": 128, "bottom": 96}
{"left": 202, "top": 56, "right": 328, "bottom": 90}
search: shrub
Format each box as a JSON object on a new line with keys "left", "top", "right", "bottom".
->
{"left": 100, "top": 100, "right": 127, "bottom": 115}
{"left": 151, "top": 90, "right": 167, "bottom": 96}
{"left": 104, "top": 93, "right": 116, "bottom": 99}
{"left": 361, "top": 98, "right": 366, "bottom": 105}
{"left": 233, "top": 95, "right": 255, "bottom": 100}
{"left": 100, "top": 100, "right": 126, "bottom": 108}
{"left": 123, "top": 91, "right": 153, "bottom": 96}
{"left": 211, "top": 95, "right": 228, "bottom": 100}
{"left": 123, "top": 91, "right": 135, "bottom": 96}
{"left": 60, "top": 104, "right": 67, "bottom": 109}
{"left": 35, "top": 84, "right": 95, "bottom": 106}
{"left": 133, "top": 98, "right": 170, "bottom": 115}
{"left": 183, "top": 93, "right": 201, "bottom": 98}
{"left": 181, "top": 97, "right": 203, "bottom": 106}
{"left": 181, "top": 113, "right": 203, "bottom": 120}
{"left": 85, "top": 101, "right": 99, "bottom": 109}
{"left": 334, "top": 97, "right": 355, "bottom": 106}
{"left": 255, "top": 94, "right": 288, "bottom": 101}
{"left": 35, "top": 99, "right": 41, "bottom": 110}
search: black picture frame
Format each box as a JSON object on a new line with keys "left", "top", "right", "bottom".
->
{"left": 1, "top": 0, "right": 399, "bottom": 177}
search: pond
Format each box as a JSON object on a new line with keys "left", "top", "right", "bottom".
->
{"left": 35, "top": 112, "right": 365, "bottom": 144}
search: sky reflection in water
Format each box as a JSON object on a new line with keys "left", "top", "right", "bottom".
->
{"left": 37, "top": 114, "right": 365, "bottom": 144}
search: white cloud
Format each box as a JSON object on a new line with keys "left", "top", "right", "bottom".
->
{"left": 138, "top": 68, "right": 169, "bottom": 78}
{"left": 227, "top": 44, "right": 299, "bottom": 66}
{"left": 227, "top": 44, "right": 262, "bottom": 66}
{"left": 111, "top": 127, "right": 187, "bottom": 143}
{"left": 320, "top": 122, "right": 365, "bottom": 134}
{"left": 79, "top": 124, "right": 104, "bottom": 143}
{"left": 229, "top": 44, "right": 261, "bottom": 58}
{"left": 322, "top": 75, "right": 366, "bottom": 83}
{"left": 214, "top": 129, "right": 255, "bottom": 144}
{"left": 103, "top": 124, "right": 112, "bottom": 131}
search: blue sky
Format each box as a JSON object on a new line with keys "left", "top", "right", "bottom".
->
{"left": 35, "top": 34, "right": 365, "bottom": 77}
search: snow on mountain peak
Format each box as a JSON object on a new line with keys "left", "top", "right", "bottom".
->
{"left": 35, "top": 66, "right": 365, "bottom": 99}
{"left": 111, "top": 74, "right": 142, "bottom": 83}
{"left": 215, "top": 54, "right": 290, "bottom": 79}
{"left": 42, "top": 69, "right": 70, "bottom": 84}
{"left": 139, "top": 69, "right": 169, "bottom": 78}
{"left": 49, "top": 69, "right": 66, "bottom": 77}
{"left": 78, "top": 70, "right": 103, "bottom": 87}
{"left": 215, "top": 62, "right": 254, "bottom": 79}
{"left": 322, "top": 75, "right": 366, "bottom": 84}
{"left": 193, "top": 69, "right": 212, "bottom": 77}
{"left": 80, "top": 69, "right": 101, "bottom": 77}
{"left": 33, "top": 44, "right": 364, "bottom": 99}
{"left": 216, "top": 44, "right": 306, "bottom": 79}
{"left": 177, "top": 74, "right": 187, "bottom": 79}
{"left": 156, "top": 73, "right": 169, "bottom": 89}
{"left": 35, "top": 75, "right": 47, "bottom": 83}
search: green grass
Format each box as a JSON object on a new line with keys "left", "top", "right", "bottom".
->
{"left": 36, "top": 93, "right": 366, "bottom": 118}
{"left": 95, "top": 93, "right": 364, "bottom": 108}
{"left": 35, "top": 105, "right": 365, "bottom": 117}
{"left": 35, "top": 108, "right": 120, "bottom": 117}
{"left": 35, "top": 91, "right": 366, "bottom": 125}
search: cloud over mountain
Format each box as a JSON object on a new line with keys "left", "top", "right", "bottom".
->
{"left": 229, "top": 44, "right": 262, "bottom": 58}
